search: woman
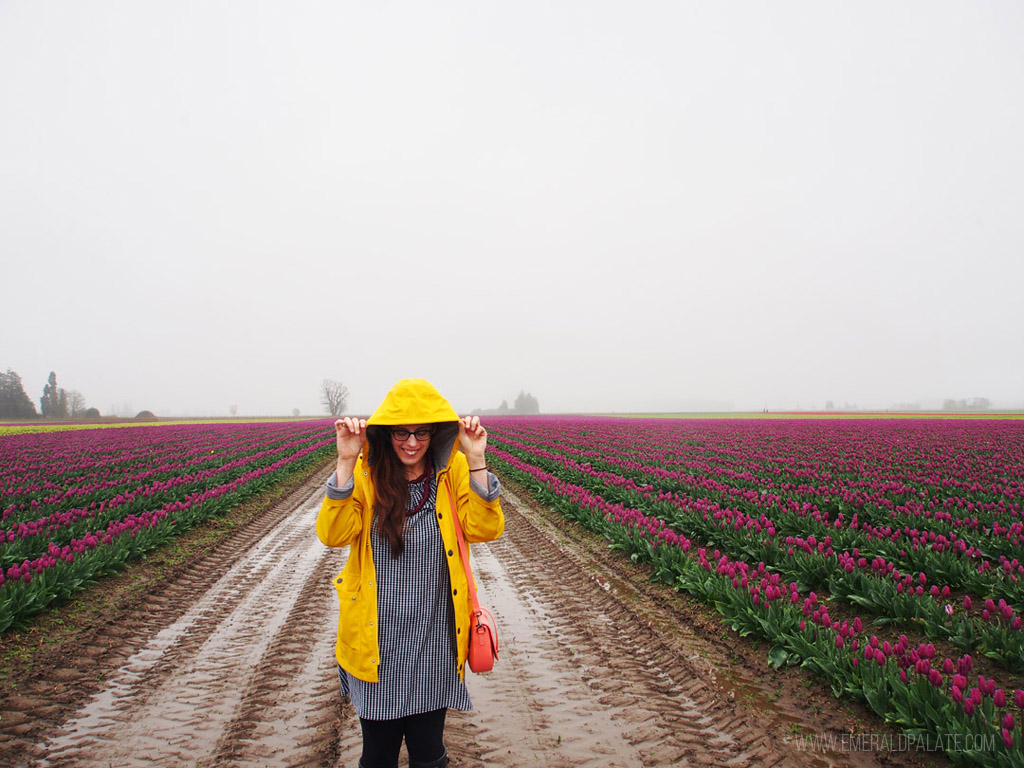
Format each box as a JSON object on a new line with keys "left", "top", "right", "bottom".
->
{"left": 316, "top": 378, "right": 504, "bottom": 768}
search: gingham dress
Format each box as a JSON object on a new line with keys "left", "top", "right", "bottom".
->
{"left": 339, "top": 472, "right": 473, "bottom": 720}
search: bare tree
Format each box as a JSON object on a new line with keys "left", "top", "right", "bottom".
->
{"left": 321, "top": 379, "right": 350, "bottom": 417}
{"left": 66, "top": 391, "right": 87, "bottom": 417}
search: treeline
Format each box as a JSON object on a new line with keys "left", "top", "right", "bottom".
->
{"left": 471, "top": 390, "right": 540, "bottom": 416}
{"left": 0, "top": 369, "right": 98, "bottom": 420}
{"left": 942, "top": 397, "right": 992, "bottom": 411}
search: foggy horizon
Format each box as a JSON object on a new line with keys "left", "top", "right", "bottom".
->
{"left": 2, "top": 2, "right": 1022, "bottom": 419}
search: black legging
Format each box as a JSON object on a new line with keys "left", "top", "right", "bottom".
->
{"left": 358, "top": 708, "right": 449, "bottom": 768}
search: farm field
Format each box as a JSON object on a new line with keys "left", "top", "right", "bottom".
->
{"left": 0, "top": 436, "right": 942, "bottom": 768}
{"left": 0, "top": 416, "right": 331, "bottom": 437}
{"left": 599, "top": 412, "right": 1024, "bottom": 421}
{"left": 1, "top": 413, "right": 1022, "bottom": 767}
{"left": 485, "top": 415, "right": 1024, "bottom": 767}
{"left": 0, "top": 419, "right": 336, "bottom": 633}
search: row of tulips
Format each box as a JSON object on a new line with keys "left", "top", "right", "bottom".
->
{"left": 486, "top": 419, "right": 1024, "bottom": 672}
{"left": 0, "top": 420, "right": 335, "bottom": 632}
{"left": 489, "top": 431, "right": 1024, "bottom": 672}
{"left": 506, "top": 416, "right": 1022, "bottom": 523}
{"left": 500, "top": 419, "right": 1024, "bottom": 560}
{"left": 2, "top": 421, "right": 320, "bottom": 521}
{"left": 484, "top": 417, "right": 1024, "bottom": 766}
{"left": 1, "top": 425, "right": 327, "bottom": 565}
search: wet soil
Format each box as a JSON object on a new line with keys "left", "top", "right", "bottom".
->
{"left": 0, "top": 468, "right": 951, "bottom": 767}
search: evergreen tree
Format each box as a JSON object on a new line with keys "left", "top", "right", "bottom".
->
{"left": 40, "top": 371, "right": 68, "bottom": 418}
{"left": 513, "top": 391, "right": 540, "bottom": 414}
{"left": 0, "top": 369, "right": 39, "bottom": 418}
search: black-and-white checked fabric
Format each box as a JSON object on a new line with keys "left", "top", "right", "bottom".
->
{"left": 339, "top": 473, "right": 472, "bottom": 720}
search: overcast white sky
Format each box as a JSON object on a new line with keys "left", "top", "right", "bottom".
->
{"left": 2, "top": 1, "right": 1022, "bottom": 417}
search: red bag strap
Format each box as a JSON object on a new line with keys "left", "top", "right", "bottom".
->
{"left": 446, "top": 475, "right": 482, "bottom": 615}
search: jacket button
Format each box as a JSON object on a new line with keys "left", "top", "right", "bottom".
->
{"left": 447, "top": 550, "right": 453, "bottom": 556}
{"left": 457, "top": 627, "right": 461, "bottom": 634}
{"left": 437, "top": 512, "right": 443, "bottom": 519}
{"left": 369, "top": 621, "right": 374, "bottom": 626}
{"left": 453, "top": 589, "right": 458, "bottom": 595}
{"left": 351, "top": 596, "right": 356, "bottom": 600}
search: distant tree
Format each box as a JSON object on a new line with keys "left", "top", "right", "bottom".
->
{"left": 230, "top": 404, "right": 238, "bottom": 417}
{"left": 66, "top": 390, "right": 87, "bottom": 417}
{"left": 135, "top": 410, "right": 156, "bottom": 420}
{"left": 470, "top": 392, "right": 541, "bottom": 416}
{"left": 291, "top": 408, "right": 301, "bottom": 417}
{"left": 40, "top": 371, "right": 69, "bottom": 418}
{"left": 321, "top": 379, "right": 349, "bottom": 417}
{"left": 942, "top": 397, "right": 990, "bottom": 411}
{"left": 40, "top": 372, "right": 57, "bottom": 417}
{"left": 825, "top": 400, "right": 835, "bottom": 411}
{"left": 0, "top": 369, "right": 38, "bottom": 418}
{"left": 513, "top": 391, "right": 540, "bottom": 414}
{"left": 83, "top": 407, "right": 101, "bottom": 418}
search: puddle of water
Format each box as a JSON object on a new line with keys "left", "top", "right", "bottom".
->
{"left": 39, "top": 493, "right": 329, "bottom": 766}
{"left": 503, "top": 488, "right": 866, "bottom": 768}
{"left": 467, "top": 540, "right": 740, "bottom": 766}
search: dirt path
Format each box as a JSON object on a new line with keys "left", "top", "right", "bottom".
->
{"left": 27, "top": 483, "right": 345, "bottom": 768}
{"left": 442, "top": 494, "right": 771, "bottom": 768}
{"left": 0, "top": 474, "right": 947, "bottom": 768}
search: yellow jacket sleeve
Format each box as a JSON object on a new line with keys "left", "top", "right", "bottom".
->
{"left": 450, "top": 455, "right": 504, "bottom": 543}
{"left": 315, "top": 459, "right": 368, "bottom": 547}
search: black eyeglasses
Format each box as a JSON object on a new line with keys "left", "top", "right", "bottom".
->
{"left": 391, "top": 427, "right": 433, "bottom": 442}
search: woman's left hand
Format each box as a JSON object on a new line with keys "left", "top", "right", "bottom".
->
{"left": 458, "top": 416, "right": 488, "bottom": 462}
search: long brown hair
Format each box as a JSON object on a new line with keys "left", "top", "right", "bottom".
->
{"left": 366, "top": 427, "right": 425, "bottom": 558}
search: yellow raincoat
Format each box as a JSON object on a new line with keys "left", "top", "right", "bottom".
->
{"left": 316, "top": 379, "right": 504, "bottom": 683}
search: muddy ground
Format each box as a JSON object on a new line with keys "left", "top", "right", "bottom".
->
{"left": 0, "top": 465, "right": 950, "bottom": 768}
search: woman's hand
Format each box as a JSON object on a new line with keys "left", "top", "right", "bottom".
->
{"left": 334, "top": 417, "right": 367, "bottom": 478}
{"left": 458, "top": 416, "right": 487, "bottom": 465}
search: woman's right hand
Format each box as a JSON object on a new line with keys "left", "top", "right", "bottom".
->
{"left": 334, "top": 417, "right": 367, "bottom": 461}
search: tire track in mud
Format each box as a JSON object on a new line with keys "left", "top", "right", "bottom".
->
{"left": 4, "top": 473, "right": 943, "bottom": 768}
{"left": 441, "top": 488, "right": 800, "bottom": 768}
{"left": 454, "top": 487, "right": 945, "bottom": 768}
{"left": 31, "top": 484, "right": 347, "bottom": 768}
{"left": 205, "top": 506, "right": 345, "bottom": 768}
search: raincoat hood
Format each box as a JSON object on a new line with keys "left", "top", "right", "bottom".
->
{"left": 366, "top": 378, "right": 460, "bottom": 425}
{"left": 365, "top": 379, "right": 461, "bottom": 471}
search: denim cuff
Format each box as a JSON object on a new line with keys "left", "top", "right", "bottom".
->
{"left": 470, "top": 471, "right": 501, "bottom": 503}
{"left": 326, "top": 471, "right": 355, "bottom": 500}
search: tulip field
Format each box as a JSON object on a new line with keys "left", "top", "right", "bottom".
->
{"left": 0, "top": 420, "right": 335, "bottom": 634}
{"left": 485, "top": 416, "right": 1024, "bottom": 766}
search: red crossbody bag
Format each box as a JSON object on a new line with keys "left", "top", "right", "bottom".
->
{"left": 446, "top": 477, "right": 499, "bottom": 674}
